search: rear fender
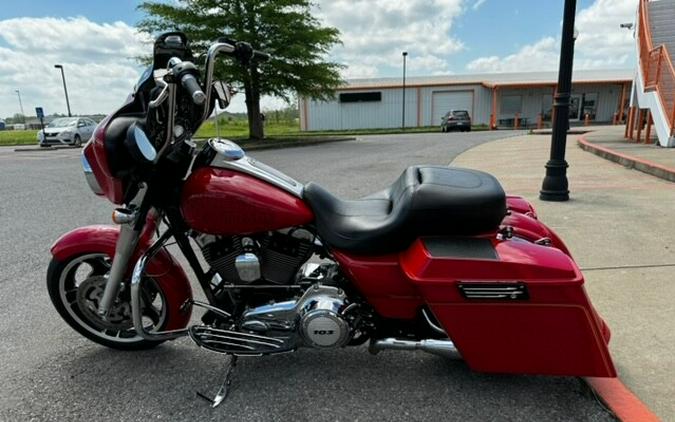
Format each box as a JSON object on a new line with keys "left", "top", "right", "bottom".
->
{"left": 505, "top": 195, "right": 571, "bottom": 256}
{"left": 50, "top": 225, "right": 192, "bottom": 330}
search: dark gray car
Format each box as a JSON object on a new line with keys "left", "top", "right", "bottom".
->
{"left": 440, "top": 110, "right": 471, "bottom": 132}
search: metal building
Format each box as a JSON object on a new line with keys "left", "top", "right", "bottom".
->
{"left": 299, "top": 69, "right": 633, "bottom": 131}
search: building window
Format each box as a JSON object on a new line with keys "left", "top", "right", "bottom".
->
{"left": 581, "top": 92, "right": 598, "bottom": 120}
{"left": 542, "top": 94, "right": 553, "bottom": 121}
{"left": 501, "top": 95, "right": 522, "bottom": 115}
{"left": 339, "top": 92, "right": 382, "bottom": 103}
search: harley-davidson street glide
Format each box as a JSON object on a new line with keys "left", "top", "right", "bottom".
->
{"left": 47, "top": 32, "right": 616, "bottom": 406}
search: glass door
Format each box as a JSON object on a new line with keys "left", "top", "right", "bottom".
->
{"left": 569, "top": 95, "right": 582, "bottom": 121}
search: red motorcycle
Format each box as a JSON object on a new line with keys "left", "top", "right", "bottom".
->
{"left": 47, "top": 33, "right": 615, "bottom": 406}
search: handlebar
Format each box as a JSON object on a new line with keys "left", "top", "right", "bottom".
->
{"left": 223, "top": 40, "right": 270, "bottom": 64}
{"left": 181, "top": 74, "right": 206, "bottom": 105}
{"left": 147, "top": 37, "right": 270, "bottom": 132}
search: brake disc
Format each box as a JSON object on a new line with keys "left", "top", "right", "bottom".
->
{"left": 76, "top": 275, "right": 134, "bottom": 331}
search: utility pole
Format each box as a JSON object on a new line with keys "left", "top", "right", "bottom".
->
{"left": 402, "top": 51, "right": 408, "bottom": 130}
{"left": 15, "top": 89, "right": 25, "bottom": 122}
{"left": 540, "top": 0, "right": 577, "bottom": 202}
{"left": 54, "top": 64, "right": 72, "bottom": 117}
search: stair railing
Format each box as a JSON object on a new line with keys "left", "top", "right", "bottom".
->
{"left": 638, "top": 0, "right": 675, "bottom": 136}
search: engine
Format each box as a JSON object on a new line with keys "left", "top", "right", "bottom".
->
{"left": 188, "top": 230, "right": 372, "bottom": 355}
{"left": 194, "top": 228, "right": 315, "bottom": 285}
{"left": 187, "top": 266, "right": 369, "bottom": 354}
{"left": 241, "top": 284, "right": 353, "bottom": 349}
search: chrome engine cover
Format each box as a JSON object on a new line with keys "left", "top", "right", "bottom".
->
{"left": 240, "top": 284, "right": 351, "bottom": 350}
{"left": 299, "top": 287, "right": 350, "bottom": 348}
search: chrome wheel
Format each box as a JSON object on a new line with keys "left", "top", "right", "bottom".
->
{"left": 51, "top": 253, "right": 167, "bottom": 346}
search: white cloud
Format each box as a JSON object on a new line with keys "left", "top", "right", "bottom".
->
{"left": 0, "top": 17, "right": 152, "bottom": 119}
{"left": 465, "top": 0, "right": 637, "bottom": 73}
{"left": 316, "top": 0, "right": 466, "bottom": 79}
{"left": 467, "top": 37, "right": 559, "bottom": 72}
{"left": 0, "top": 16, "right": 284, "bottom": 119}
{"left": 341, "top": 63, "right": 379, "bottom": 79}
{"left": 472, "top": 0, "right": 487, "bottom": 11}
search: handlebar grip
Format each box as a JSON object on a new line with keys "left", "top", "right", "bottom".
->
{"left": 181, "top": 74, "right": 206, "bottom": 105}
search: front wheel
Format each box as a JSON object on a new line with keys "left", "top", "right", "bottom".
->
{"left": 46, "top": 253, "right": 169, "bottom": 350}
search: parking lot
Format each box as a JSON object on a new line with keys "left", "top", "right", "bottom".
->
{"left": 0, "top": 131, "right": 615, "bottom": 421}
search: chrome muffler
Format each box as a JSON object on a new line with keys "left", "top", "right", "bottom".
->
{"left": 369, "top": 338, "right": 462, "bottom": 359}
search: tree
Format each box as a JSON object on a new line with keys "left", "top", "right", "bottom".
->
{"left": 138, "top": 0, "right": 343, "bottom": 140}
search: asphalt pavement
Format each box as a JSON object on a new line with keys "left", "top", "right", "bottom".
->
{"left": 0, "top": 131, "right": 614, "bottom": 421}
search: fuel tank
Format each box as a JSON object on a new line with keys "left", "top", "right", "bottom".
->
{"left": 181, "top": 166, "right": 314, "bottom": 235}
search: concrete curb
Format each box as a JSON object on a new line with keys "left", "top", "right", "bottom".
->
{"left": 194, "top": 136, "right": 356, "bottom": 151}
{"left": 585, "top": 377, "right": 660, "bottom": 422}
{"left": 240, "top": 136, "right": 356, "bottom": 151}
{"left": 531, "top": 128, "right": 592, "bottom": 135}
{"left": 10, "top": 137, "right": 356, "bottom": 153}
{"left": 577, "top": 136, "right": 675, "bottom": 182}
{"left": 14, "top": 145, "right": 80, "bottom": 152}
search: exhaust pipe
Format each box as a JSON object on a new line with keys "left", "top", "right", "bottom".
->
{"left": 369, "top": 338, "right": 462, "bottom": 360}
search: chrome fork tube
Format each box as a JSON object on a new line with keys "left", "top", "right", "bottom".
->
{"left": 97, "top": 186, "right": 147, "bottom": 317}
{"left": 97, "top": 224, "right": 141, "bottom": 317}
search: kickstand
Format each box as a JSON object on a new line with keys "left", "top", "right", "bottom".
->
{"left": 197, "top": 355, "right": 238, "bottom": 408}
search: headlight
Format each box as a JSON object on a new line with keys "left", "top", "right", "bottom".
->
{"left": 60, "top": 130, "right": 73, "bottom": 137}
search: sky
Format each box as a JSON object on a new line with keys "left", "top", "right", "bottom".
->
{"left": 0, "top": 0, "right": 638, "bottom": 119}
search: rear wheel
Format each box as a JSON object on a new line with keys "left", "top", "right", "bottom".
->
{"left": 46, "top": 253, "right": 168, "bottom": 350}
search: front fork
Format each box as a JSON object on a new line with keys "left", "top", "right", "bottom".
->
{"left": 96, "top": 185, "right": 150, "bottom": 318}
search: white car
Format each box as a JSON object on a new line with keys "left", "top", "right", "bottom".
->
{"left": 37, "top": 117, "right": 97, "bottom": 147}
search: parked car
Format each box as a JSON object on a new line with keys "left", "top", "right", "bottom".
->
{"left": 440, "top": 110, "right": 471, "bottom": 132}
{"left": 37, "top": 117, "right": 97, "bottom": 147}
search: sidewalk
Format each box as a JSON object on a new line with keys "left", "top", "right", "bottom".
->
{"left": 578, "top": 125, "right": 675, "bottom": 182}
{"left": 451, "top": 128, "right": 675, "bottom": 420}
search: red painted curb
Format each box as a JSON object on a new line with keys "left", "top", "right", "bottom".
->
{"left": 585, "top": 377, "right": 661, "bottom": 421}
{"left": 577, "top": 136, "right": 675, "bottom": 182}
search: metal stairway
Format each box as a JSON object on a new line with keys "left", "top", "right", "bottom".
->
{"left": 649, "top": 0, "right": 675, "bottom": 61}
{"left": 630, "top": 0, "right": 675, "bottom": 146}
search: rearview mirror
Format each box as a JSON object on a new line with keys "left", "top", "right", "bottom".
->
{"left": 213, "top": 80, "right": 233, "bottom": 109}
{"left": 125, "top": 123, "right": 157, "bottom": 164}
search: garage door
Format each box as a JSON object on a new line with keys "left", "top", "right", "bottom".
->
{"left": 432, "top": 91, "right": 473, "bottom": 125}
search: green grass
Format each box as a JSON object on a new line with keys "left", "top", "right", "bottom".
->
{"left": 0, "top": 121, "right": 490, "bottom": 146}
{"left": 195, "top": 118, "right": 489, "bottom": 140}
{"left": 0, "top": 130, "right": 38, "bottom": 146}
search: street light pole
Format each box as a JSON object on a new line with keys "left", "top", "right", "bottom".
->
{"left": 402, "top": 51, "right": 408, "bottom": 130}
{"left": 540, "top": 0, "right": 577, "bottom": 202}
{"left": 54, "top": 64, "right": 72, "bottom": 117}
{"left": 15, "top": 89, "right": 25, "bottom": 122}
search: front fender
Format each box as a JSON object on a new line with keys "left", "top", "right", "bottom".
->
{"left": 50, "top": 225, "right": 192, "bottom": 330}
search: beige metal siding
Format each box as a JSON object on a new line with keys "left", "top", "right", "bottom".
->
{"left": 430, "top": 91, "right": 473, "bottom": 125}
{"left": 302, "top": 81, "right": 624, "bottom": 130}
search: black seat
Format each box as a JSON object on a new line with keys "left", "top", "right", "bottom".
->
{"left": 304, "top": 166, "right": 507, "bottom": 254}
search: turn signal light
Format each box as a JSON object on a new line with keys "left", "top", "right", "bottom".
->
{"left": 112, "top": 208, "right": 136, "bottom": 225}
